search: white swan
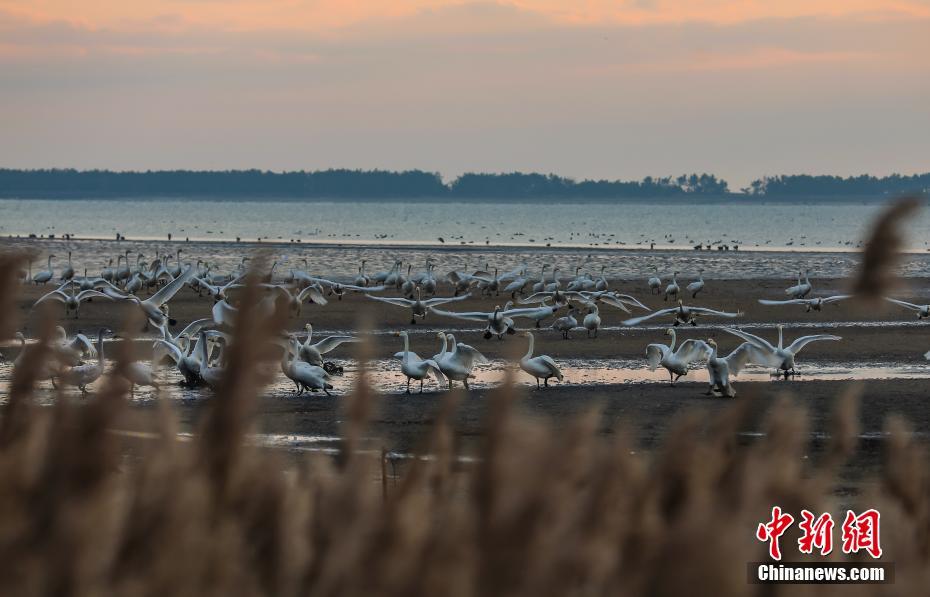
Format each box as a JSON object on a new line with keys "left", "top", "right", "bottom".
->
{"left": 34, "top": 282, "right": 112, "bottom": 318}
{"left": 436, "top": 332, "right": 488, "bottom": 389}
{"left": 430, "top": 302, "right": 559, "bottom": 339}
{"left": 366, "top": 287, "right": 469, "bottom": 324}
{"left": 281, "top": 338, "right": 333, "bottom": 395}
{"left": 9, "top": 332, "right": 59, "bottom": 384}
{"left": 531, "top": 265, "right": 550, "bottom": 294}
{"left": 298, "top": 323, "right": 358, "bottom": 366}
{"left": 551, "top": 305, "right": 579, "bottom": 339}
{"left": 103, "top": 266, "right": 196, "bottom": 328}
{"left": 686, "top": 270, "right": 705, "bottom": 298}
{"left": 353, "top": 260, "right": 370, "bottom": 287}
{"left": 306, "top": 276, "right": 386, "bottom": 300}
{"left": 519, "top": 331, "right": 563, "bottom": 387}
{"left": 884, "top": 297, "right": 930, "bottom": 319}
{"left": 622, "top": 300, "right": 742, "bottom": 327}
{"left": 32, "top": 255, "right": 55, "bottom": 285}
{"left": 594, "top": 265, "right": 609, "bottom": 292}
{"left": 720, "top": 324, "right": 840, "bottom": 379}
{"left": 101, "top": 258, "right": 115, "bottom": 282}
{"left": 153, "top": 336, "right": 203, "bottom": 387}
{"left": 663, "top": 271, "right": 680, "bottom": 302}
{"left": 60, "top": 251, "right": 75, "bottom": 282}
{"left": 758, "top": 295, "right": 851, "bottom": 312}
{"left": 582, "top": 303, "right": 601, "bottom": 338}
{"left": 118, "top": 360, "right": 160, "bottom": 396}
{"left": 645, "top": 328, "right": 708, "bottom": 385}
{"left": 60, "top": 328, "right": 109, "bottom": 394}
{"left": 785, "top": 270, "right": 812, "bottom": 299}
{"left": 702, "top": 338, "right": 758, "bottom": 397}
{"left": 393, "top": 331, "right": 445, "bottom": 393}
{"left": 648, "top": 267, "right": 662, "bottom": 295}
{"left": 196, "top": 330, "right": 225, "bottom": 389}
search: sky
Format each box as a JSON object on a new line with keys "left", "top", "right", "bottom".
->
{"left": 1, "top": 0, "right": 929, "bottom": 188}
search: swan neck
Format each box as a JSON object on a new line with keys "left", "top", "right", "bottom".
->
{"left": 524, "top": 334, "right": 534, "bottom": 359}
{"left": 668, "top": 329, "right": 676, "bottom": 351}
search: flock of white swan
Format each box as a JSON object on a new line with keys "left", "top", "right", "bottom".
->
{"left": 6, "top": 252, "right": 928, "bottom": 398}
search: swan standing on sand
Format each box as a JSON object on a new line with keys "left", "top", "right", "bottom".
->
{"left": 60, "top": 251, "right": 75, "bottom": 282}
{"left": 354, "top": 261, "right": 370, "bottom": 287}
{"left": 366, "top": 288, "right": 469, "bottom": 324}
{"left": 393, "top": 331, "right": 445, "bottom": 393}
{"left": 435, "top": 332, "right": 488, "bottom": 389}
{"left": 552, "top": 305, "right": 579, "bottom": 339}
{"left": 118, "top": 360, "right": 160, "bottom": 396}
{"left": 645, "top": 328, "right": 709, "bottom": 385}
{"left": 60, "top": 328, "right": 109, "bottom": 395}
{"left": 648, "top": 267, "right": 662, "bottom": 295}
{"left": 32, "top": 255, "right": 55, "bottom": 285}
{"left": 686, "top": 270, "right": 705, "bottom": 298}
{"left": 785, "top": 270, "right": 812, "bottom": 299}
{"left": 721, "top": 324, "right": 840, "bottom": 379}
{"left": 582, "top": 303, "right": 601, "bottom": 338}
{"left": 281, "top": 338, "right": 333, "bottom": 395}
{"left": 34, "top": 282, "right": 112, "bottom": 318}
{"left": 885, "top": 297, "right": 930, "bottom": 319}
{"left": 701, "top": 338, "right": 757, "bottom": 397}
{"left": 531, "top": 265, "right": 550, "bottom": 293}
{"left": 519, "top": 331, "right": 563, "bottom": 387}
{"left": 758, "top": 295, "right": 851, "bottom": 312}
{"left": 623, "top": 300, "right": 742, "bottom": 327}
{"left": 663, "top": 272, "right": 680, "bottom": 302}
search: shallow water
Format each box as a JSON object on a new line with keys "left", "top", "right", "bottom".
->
{"left": 4, "top": 197, "right": 930, "bottom": 252}
{"left": 2, "top": 357, "right": 926, "bottom": 407}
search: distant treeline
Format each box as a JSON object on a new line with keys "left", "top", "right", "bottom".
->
{"left": 0, "top": 168, "right": 927, "bottom": 199}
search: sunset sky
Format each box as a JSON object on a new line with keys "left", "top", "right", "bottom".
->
{"left": 2, "top": 0, "right": 928, "bottom": 186}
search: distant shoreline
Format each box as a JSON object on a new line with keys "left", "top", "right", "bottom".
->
{"left": 0, "top": 194, "right": 910, "bottom": 204}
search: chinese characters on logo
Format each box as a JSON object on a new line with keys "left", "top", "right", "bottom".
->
{"left": 756, "top": 507, "right": 882, "bottom": 560}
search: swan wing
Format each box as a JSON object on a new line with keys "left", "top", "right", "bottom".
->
{"left": 622, "top": 308, "right": 677, "bottom": 326}
{"left": 394, "top": 350, "right": 423, "bottom": 361}
{"left": 297, "top": 284, "right": 329, "bottom": 305}
{"left": 153, "top": 339, "right": 183, "bottom": 364}
{"left": 676, "top": 339, "right": 712, "bottom": 365}
{"left": 424, "top": 360, "right": 446, "bottom": 383}
{"left": 759, "top": 299, "right": 808, "bottom": 306}
{"left": 645, "top": 343, "right": 668, "bottom": 370}
{"left": 501, "top": 306, "right": 557, "bottom": 319}
{"left": 688, "top": 307, "right": 742, "bottom": 318}
{"left": 536, "top": 355, "right": 561, "bottom": 376}
{"left": 518, "top": 291, "right": 554, "bottom": 304}
{"left": 69, "top": 333, "right": 97, "bottom": 357}
{"left": 589, "top": 294, "right": 630, "bottom": 313}
{"left": 421, "top": 294, "right": 469, "bottom": 307}
{"left": 719, "top": 327, "right": 776, "bottom": 352}
{"left": 178, "top": 318, "right": 215, "bottom": 338}
{"left": 76, "top": 289, "right": 112, "bottom": 302}
{"left": 455, "top": 343, "right": 489, "bottom": 365}
{"left": 428, "top": 308, "right": 490, "bottom": 322}
{"left": 344, "top": 283, "right": 386, "bottom": 292}
{"left": 35, "top": 289, "right": 68, "bottom": 305}
{"left": 212, "top": 300, "right": 238, "bottom": 327}
{"left": 365, "top": 295, "right": 414, "bottom": 307}
{"left": 722, "top": 342, "right": 760, "bottom": 375}
{"left": 148, "top": 266, "right": 196, "bottom": 307}
{"left": 884, "top": 297, "right": 921, "bottom": 311}
{"left": 313, "top": 335, "right": 358, "bottom": 354}
{"left": 786, "top": 334, "right": 841, "bottom": 354}
{"left": 822, "top": 294, "right": 852, "bottom": 304}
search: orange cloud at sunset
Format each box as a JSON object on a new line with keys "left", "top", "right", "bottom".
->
{"left": 3, "top": 0, "right": 929, "bottom": 32}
